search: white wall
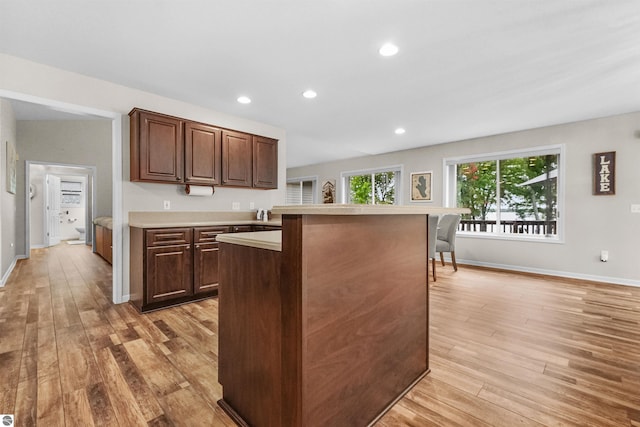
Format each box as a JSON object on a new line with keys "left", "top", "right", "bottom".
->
{"left": 29, "top": 164, "right": 45, "bottom": 247}
{"left": 0, "top": 53, "right": 287, "bottom": 301}
{"left": 288, "top": 112, "right": 640, "bottom": 286}
{"left": 18, "top": 120, "right": 111, "bottom": 215}
{"left": 0, "top": 99, "right": 18, "bottom": 285}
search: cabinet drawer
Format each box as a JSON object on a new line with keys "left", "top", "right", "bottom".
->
{"left": 230, "top": 225, "right": 253, "bottom": 233}
{"left": 253, "top": 225, "right": 282, "bottom": 231}
{"left": 194, "top": 226, "right": 229, "bottom": 243}
{"left": 146, "top": 228, "right": 192, "bottom": 246}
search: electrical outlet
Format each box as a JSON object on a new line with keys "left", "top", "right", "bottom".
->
{"left": 163, "top": 200, "right": 171, "bottom": 210}
{"left": 631, "top": 204, "right": 640, "bottom": 213}
{"left": 600, "top": 250, "right": 609, "bottom": 262}
{"left": 232, "top": 202, "right": 240, "bottom": 210}
{"left": 249, "top": 202, "right": 255, "bottom": 210}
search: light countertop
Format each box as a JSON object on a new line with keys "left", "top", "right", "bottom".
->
{"left": 271, "top": 204, "right": 470, "bottom": 216}
{"left": 216, "top": 231, "right": 281, "bottom": 252}
{"left": 128, "top": 211, "right": 281, "bottom": 228}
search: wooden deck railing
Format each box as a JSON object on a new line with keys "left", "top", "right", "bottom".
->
{"left": 459, "top": 219, "right": 557, "bottom": 235}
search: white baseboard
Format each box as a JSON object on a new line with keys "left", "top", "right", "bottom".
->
{"left": 457, "top": 258, "right": 640, "bottom": 288}
{"left": 1, "top": 255, "right": 27, "bottom": 287}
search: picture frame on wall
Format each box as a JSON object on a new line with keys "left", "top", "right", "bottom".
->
{"left": 6, "top": 140, "right": 17, "bottom": 194}
{"left": 410, "top": 171, "right": 432, "bottom": 202}
{"left": 322, "top": 179, "right": 336, "bottom": 204}
{"left": 593, "top": 151, "right": 615, "bottom": 195}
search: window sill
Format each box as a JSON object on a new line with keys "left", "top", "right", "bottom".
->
{"left": 457, "top": 231, "right": 564, "bottom": 244}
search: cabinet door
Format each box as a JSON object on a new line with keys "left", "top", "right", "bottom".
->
{"left": 146, "top": 245, "right": 193, "bottom": 303}
{"left": 253, "top": 136, "right": 278, "bottom": 189}
{"left": 132, "top": 110, "right": 184, "bottom": 183}
{"left": 221, "top": 130, "right": 252, "bottom": 187}
{"left": 103, "top": 228, "right": 113, "bottom": 264}
{"left": 95, "top": 225, "right": 104, "bottom": 257}
{"left": 194, "top": 242, "right": 220, "bottom": 294}
{"left": 185, "top": 122, "right": 221, "bottom": 185}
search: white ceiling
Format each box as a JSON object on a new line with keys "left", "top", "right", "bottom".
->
{"left": 2, "top": 0, "right": 640, "bottom": 168}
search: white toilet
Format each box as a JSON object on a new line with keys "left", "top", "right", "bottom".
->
{"left": 75, "top": 226, "right": 86, "bottom": 241}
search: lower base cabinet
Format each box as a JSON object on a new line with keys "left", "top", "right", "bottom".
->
{"left": 95, "top": 224, "right": 113, "bottom": 264}
{"left": 129, "top": 225, "right": 231, "bottom": 312}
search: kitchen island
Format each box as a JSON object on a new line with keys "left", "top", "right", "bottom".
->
{"left": 216, "top": 205, "right": 467, "bottom": 427}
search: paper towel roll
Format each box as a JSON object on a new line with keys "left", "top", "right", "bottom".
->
{"left": 185, "top": 185, "right": 214, "bottom": 196}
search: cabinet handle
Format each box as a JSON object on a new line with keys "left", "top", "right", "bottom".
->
{"left": 176, "top": 177, "right": 181, "bottom": 181}
{"left": 195, "top": 244, "right": 200, "bottom": 249}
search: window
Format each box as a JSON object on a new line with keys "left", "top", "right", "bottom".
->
{"left": 444, "top": 146, "right": 563, "bottom": 239}
{"left": 342, "top": 166, "right": 401, "bottom": 205}
{"left": 286, "top": 178, "right": 316, "bottom": 205}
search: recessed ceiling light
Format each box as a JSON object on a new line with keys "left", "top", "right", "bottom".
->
{"left": 395, "top": 128, "right": 406, "bottom": 135}
{"left": 302, "top": 89, "right": 317, "bottom": 99}
{"left": 379, "top": 43, "right": 399, "bottom": 57}
{"left": 237, "top": 96, "right": 251, "bottom": 104}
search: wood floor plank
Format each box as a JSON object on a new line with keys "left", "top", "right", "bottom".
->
{"left": 37, "top": 372, "right": 65, "bottom": 426}
{"left": 63, "top": 388, "right": 96, "bottom": 427}
{"left": 56, "top": 323, "right": 101, "bottom": 392}
{"left": 108, "top": 344, "right": 165, "bottom": 422}
{"left": 14, "top": 377, "right": 37, "bottom": 426}
{"left": 86, "top": 382, "right": 119, "bottom": 427}
{"left": 95, "top": 347, "right": 149, "bottom": 426}
{"left": 2, "top": 244, "right": 639, "bottom": 426}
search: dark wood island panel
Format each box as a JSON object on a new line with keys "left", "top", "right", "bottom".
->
{"left": 218, "top": 212, "right": 430, "bottom": 426}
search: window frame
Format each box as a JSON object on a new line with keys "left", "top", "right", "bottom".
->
{"left": 286, "top": 176, "right": 318, "bottom": 205}
{"left": 443, "top": 144, "right": 565, "bottom": 243}
{"left": 340, "top": 165, "right": 403, "bottom": 205}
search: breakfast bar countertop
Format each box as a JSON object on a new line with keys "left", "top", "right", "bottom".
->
{"left": 271, "top": 204, "right": 470, "bottom": 216}
{"left": 216, "top": 230, "right": 281, "bottom": 251}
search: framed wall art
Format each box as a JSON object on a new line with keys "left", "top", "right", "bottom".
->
{"left": 6, "top": 140, "right": 17, "bottom": 194}
{"left": 322, "top": 179, "right": 336, "bottom": 203}
{"left": 410, "top": 171, "right": 432, "bottom": 202}
{"left": 593, "top": 151, "right": 615, "bottom": 195}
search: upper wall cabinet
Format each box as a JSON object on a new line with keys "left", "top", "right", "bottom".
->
{"left": 185, "top": 121, "right": 222, "bottom": 185}
{"left": 253, "top": 136, "right": 278, "bottom": 189}
{"left": 130, "top": 108, "right": 277, "bottom": 189}
{"left": 130, "top": 109, "right": 184, "bottom": 183}
{"left": 221, "top": 130, "right": 252, "bottom": 187}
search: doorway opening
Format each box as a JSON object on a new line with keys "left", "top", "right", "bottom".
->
{"left": 1, "top": 89, "right": 123, "bottom": 304}
{"left": 28, "top": 162, "right": 96, "bottom": 249}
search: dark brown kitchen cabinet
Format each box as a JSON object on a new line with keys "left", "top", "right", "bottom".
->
{"left": 185, "top": 122, "right": 222, "bottom": 185}
{"left": 146, "top": 244, "right": 193, "bottom": 304}
{"left": 230, "top": 225, "right": 253, "bottom": 233}
{"left": 130, "top": 226, "right": 229, "bottom": 312}
{"left": 130, "top": 227, "right": 196, "bottom": 312}
{"left": 130, "top": 108, "right": 278, "bottom": 189}
{"left": 130, "top": 109, "right": 184, "bottom": 183}
{"left": 221, "top": 130, "right": 252, "bottom": 187}
{"left": 253, "top": 136, "right": 278, "bottom": 189}
{"left": 94, "top": 224, "right": 113, "bottom": 264}
{"left": 193, "top": 226, "right": 228, "bottom": 295}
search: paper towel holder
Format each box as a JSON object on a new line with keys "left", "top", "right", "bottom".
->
{"left": 185, "top": 184, "right": 215, "bottom": 196}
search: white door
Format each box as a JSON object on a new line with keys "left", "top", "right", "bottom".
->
{"left": 46, "top": 174, "right": 61, "bottom": 246}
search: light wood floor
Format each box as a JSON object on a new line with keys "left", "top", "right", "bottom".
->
{"left": 1, "top": 244, "right": 639, "bottom": 426}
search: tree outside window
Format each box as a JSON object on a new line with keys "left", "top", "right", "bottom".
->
{"left": 347, "top": 170, "right": 398, "bottom": 205}
{"left": 451, "top": 150, "right": 560, "bottom": 237}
